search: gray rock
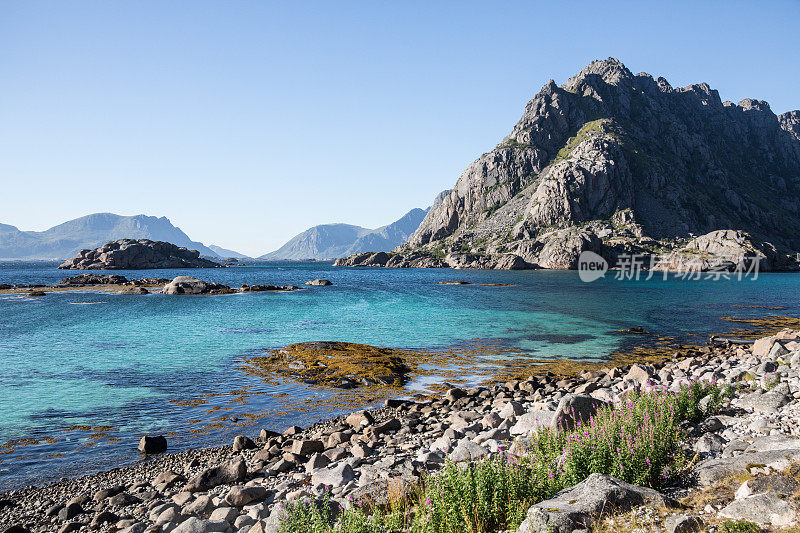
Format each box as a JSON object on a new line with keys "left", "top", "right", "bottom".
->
{"left": 693, "top": 448, "right": 800, "bottom": 486}
{"left": 163, "top": 276, "right": 231, "bottom": 295}
{"left": 515, "top": 473, "right": 673, "bottom": 533}
{"left": 510, "top": 410, "right": 556, "bottom": 437}
{"left": 233, "top": 435, "right": 257, "bottom": 451}
{"left": 719, "top": 492, "right": 798, "bottom": 527}
{"left": 226, "top": 486, "right": 270, "bottom": 507}
{"left": 551, "top": 394, "right": 608, "bottom": 431}
{"left": 448, "top": 439, "right": 488, "bottom": 462}
{"left": 184, "top": 459, "right": 247, "bottom": 492}
{"left": 311, "top": 463, "right": 355, "bottom": 488}
{"left": 305, "top": 279, "right": 332, "bottom": 286}
{"left": 172, "top": 517, "right": 229, "bottom": 533}
{"left": 735, "top": 475, "right": 798, "bottom": 499}
{"left": 664, "top": 514, "right": 704, "bottom": 533}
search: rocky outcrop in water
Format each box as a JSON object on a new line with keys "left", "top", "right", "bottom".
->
{"left": 338, "top": 58, "right": 800, "bottom": 270}
{"left": 58, "top": 239, "right": 221, "bottom": 270}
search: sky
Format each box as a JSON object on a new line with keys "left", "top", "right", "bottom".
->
{"left": 1, "top": 1, "right": 799, "bottom": 256}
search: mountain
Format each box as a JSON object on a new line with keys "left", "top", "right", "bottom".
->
{"left": 0, "top": 213, "right": 218, "bottom": 260}
{"left": 336, "top": 58, "right": 800, "bottom": 270}
{"left": 260, "top": 207, "right": 430, "bottom": 260}
{"left": 208, "top": 245, "right": 250, "bottom": 259}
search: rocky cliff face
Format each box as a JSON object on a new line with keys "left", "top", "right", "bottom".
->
{"left": 58, "top": 239, "right": 221, "bottom": 270}
{"left": 339, "top": 58, "right": 800, "bottom": 270}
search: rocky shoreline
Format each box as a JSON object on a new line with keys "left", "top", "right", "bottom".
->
{"left": 4, "top": 330, "right": 800, "bottom": 532}
{"left": 0, "top": 275, "right": 332, "bottom": 297}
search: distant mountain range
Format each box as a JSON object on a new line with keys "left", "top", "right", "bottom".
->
{"left": 0, "top": 213, "right": 241, "bottom": 260}
{"left": 0, "top": 205, "right": 439, "bottom": 261}
{"left": 259, "top": 207, "right": 431, "bottom": 260}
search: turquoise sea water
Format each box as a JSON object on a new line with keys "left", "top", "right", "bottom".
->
{"left": 1, "top": 260, "right": 799, "bottom": 489}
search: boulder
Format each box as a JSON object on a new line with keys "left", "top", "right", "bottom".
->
{"left": 305, "top": 279, "right": 332, "bottom": 286}
{"left": 232, "top": 435, "right": 257, "bottom": 451}
{"left": 311, "top": 463, "right": 355, "bottom": 488}
{"left": 448, "top": 439, "right": 488, "bottom": 462}
{"left": 510, "top": 410, "right": 557, "bottom": 437}
{"left": 515, "top": 473, "right": 673, "bottom": 533}
{"left": 551, "top": 394, "right": 608, "bottom": 431}
{"left": 719, "top": 492, "right": 798, "bottom": 527}
{"left": 664, "top": 514, "right": 704, "bottom": 533}
{"left": 162, "top": 276, "right": 232, "bottom": 295}
{"left": 225, "top": 486, "right": 271, "bottom": 507}
{"left": 138, "top": 435, "right": 167, "bottom": 454}
{"left": 184, "top": 459, "right": 247, "bottom": 492}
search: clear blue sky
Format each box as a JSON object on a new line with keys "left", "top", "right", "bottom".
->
{"left": 1, "top": 1, "right": 799, "bottom": 256}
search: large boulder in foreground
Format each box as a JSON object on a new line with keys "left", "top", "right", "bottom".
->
{"left": 516, "top": 473, "right": 673, "bottom": 533}
{"left": 59, "top": 239, "right": 221, "bottom": 270}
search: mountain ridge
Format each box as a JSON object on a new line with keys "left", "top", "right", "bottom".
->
{"left": 336, "top": 58, "right": 800, "bottom": 271}
{"left": 0, "top": 213, "right": 219, "bottom": 260}
{"left": 260, "top": 207, "right": 430, "bottom": 260}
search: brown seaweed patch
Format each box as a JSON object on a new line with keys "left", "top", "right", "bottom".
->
{"left": 720, "top": 315, "right": 800, "bottom": 338}
{"left": 241, "top": 341, "right": 414, "bottom": 389}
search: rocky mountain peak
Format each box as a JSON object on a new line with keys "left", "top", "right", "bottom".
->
{"left": 564, "top": 57, "right": 634, "bottom": 91}
{"left": 338, "top": 58, "right": 800, "bottom": 271}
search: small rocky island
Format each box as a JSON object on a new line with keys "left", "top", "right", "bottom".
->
{"left": 58, "top": 239, "right": 221, "bottom": 270}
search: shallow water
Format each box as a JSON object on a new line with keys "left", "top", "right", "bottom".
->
{"left": 1, "top": 261, "right": 798, "bottom": 489}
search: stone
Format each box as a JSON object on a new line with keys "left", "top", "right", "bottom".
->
{"left": 445, "top": 387, "right": 467, "bottom": 403}
{"left": 664, "top": 514, "right": 704, "bottom": 533}
{"left": 152, "top": 469, "right": 184, "bottom": 491}
{"left": 366, "top": 418, "right": 401, "bottom": 438}
{"left": 209, "top": 506, "right": 239, "bottom": 522}
{"left": 735, "top": 475, "right": 798, "bottom": 499}
{"left": 291, "top": 439, "right": 324, "bottom": 456}
{"left": 305, "top": 453, "right": 331, "bottom": 472}
{"left": 551, "top": 394, "right": 608, "bottom": 431}
{"left": 510, "top": 410, "right": 556, "bottom": 437}
{"left": 226, "top": 486, "right": 270, "bottom": 507}
{"left": 138, "top": 435, "right": 168, "bottom": 454}
{"left": 448, "top": 439, "right": 488, "bottom": 462}
{"left": 311, "top": 463, "right": 355, "bottom": 489}
{"left": 172, "top": 517, "right": 229, "bottom": 533}
{"left": 57, "top": 502, "right": 83, "bottom": 521}
{"left": 624, "top": 364, "right": 653, "bottom": 384}
{"left": 693, "top": 448, "right": 800, "bottom": 486}
{"left": 345, "top": 410, "right": 374, "bottom": 429}
{"left": 162, "top": 276, "right": 231, "bottom": 295}
{"left": 351, "top": 442, "right": 372, "bottom": 458}
{"left": 305, "top": 279, "right": 332, "bottom": 286}
{"left": 515, "top": 473, "right": 673, "bottom": 533}
{"left": 233, "top": 435, "right": 257, "bottom": 451}
{"left": 719, "top": 492, "right": 798, "bottom": 527}
{"left": 499, "top": 401, "right": 525, "bottom": 418}
{"left": 184, "top": 459, "right": 247, "bottom": 492}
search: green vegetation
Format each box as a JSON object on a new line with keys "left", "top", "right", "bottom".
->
{"left": 552, "top": 119, "right": 607, "bottom": 164}
{"left": 279, "top": 382, "right": 725, "bottom": 533}
{"left": 719, "top": 520, "right": 762, "bottom": 533}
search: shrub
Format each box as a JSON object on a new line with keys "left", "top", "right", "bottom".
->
{"left": 719, "top": 520, "right": 762, "bottom": 533}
